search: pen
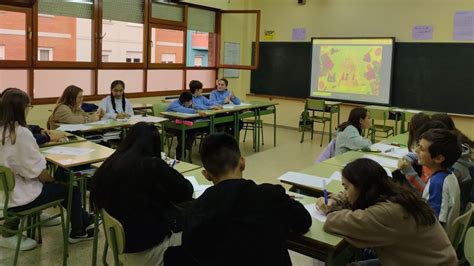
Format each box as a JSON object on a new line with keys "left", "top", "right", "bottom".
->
{"left": 323, "top": 179, "right": 328, "bottom": 205}
{"left": 171, "top": 156, "right": 177, "bottom": 168}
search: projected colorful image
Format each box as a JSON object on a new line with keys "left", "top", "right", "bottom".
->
{"left": 317, "top": 45, "right": 383, "bottom": 96}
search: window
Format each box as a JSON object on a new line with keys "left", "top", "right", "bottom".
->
{"left": 98, "top": 70, "right": 143, "bottom": 94}
{"left": 0, "top": 45, "right": 4, "bottom": 60}
{"left": 150, "top": 27, "right": 184, "bottom": 65}
{"left": 101, "top": 0, "right": 144, "bottom": 64}
{"left": 186, "top": 69, "right": 216, "bottom": 89}
{"left": 150, "top": 1, "right": 185, "bottom": 25}
{"left": 147, "top": 69, "right": 183, "bottom": 92}
{"left": 0, "top": 9, "right": 29, "bottom": 62}
{"left": 37, "top": 0, "right": 94, "bottom": 63}
{"left": 34, "top": 69, "right": 93, "bottom": 98}
{"left": 38, "top": 47, "right": 53, "bottom": 61}
{"left": 126, "top": 51, "right": 141, "bottom": 63}
{"left": 186, "top": 8, "right": 216, "bottom": 67}
{"left": 0, "top": 70, "right": 28, "bottom": 93}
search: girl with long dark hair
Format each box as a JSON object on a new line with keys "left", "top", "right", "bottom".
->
{"left": 99, "top": 80, "right": 134, "bottom": 119}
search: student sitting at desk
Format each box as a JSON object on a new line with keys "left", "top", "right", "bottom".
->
{"left": 0, "top": 88, "right": 96, "bottom": 251}
{"left": 189, "top": 80, "right": 221, "bottom": 110}
{"left": 334, "top": 107, "right": 372, "bottom": 155}
{"left": 210, "top": 78, "right": 241, "bottom": 105}
{"left": 48, "top": 85, "right": 104, "bottom": 129}
{"left": 316, "top": 158, "right": 457, "bottom": 265}
{"left": 0, "top": 88, "right": 65, "bottom": 145}
{"left": 99, "top": 80, "right": 134, "bottom": 120}
{"left": 166, "top": 91, "right": 207, "bottom": 160}
{"left": 91, "top": 122, "right": 193, "bottom": 265}
{"left": 168, "top": 133, "right": 311, "bottom": 266}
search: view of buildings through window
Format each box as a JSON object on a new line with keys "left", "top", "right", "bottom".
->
{"left": 1, "top": 12, "right": 213, "bottom": 65}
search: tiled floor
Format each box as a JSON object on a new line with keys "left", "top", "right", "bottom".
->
{"left": 1, "top": 126, "right": 330, "bottom": 266}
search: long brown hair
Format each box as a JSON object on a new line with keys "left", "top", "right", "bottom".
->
{"left": 337, "top": 107, "right": 368, "bottom": 135}
{"left": 52, "top": 85, "right": 83, "bottom": 115}
{"left": 407, "top": 112, "right": 431, "bottom": 151}
{"left": 0, "top": 88, "right": 30, "bottom": 145}
{"left": 342, "top": 158, "right": 436, "bottom": 226}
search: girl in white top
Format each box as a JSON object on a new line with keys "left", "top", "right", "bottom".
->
{"left": 0, "top": 88, "right": 95, "bottom": 251}
{"left": 100, "top": 80, "right": 134, "bottom": 119}
{"left": 335, "top": 107, "right": 372, "bottom": 155}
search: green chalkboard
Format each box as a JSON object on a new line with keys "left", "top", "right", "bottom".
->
{"left": 251, "top": 42, "right": 474, "bottom": 115}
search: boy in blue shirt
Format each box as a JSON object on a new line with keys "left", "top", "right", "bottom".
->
{"left": 189, "top": 80, "right": 221, "bottom": 110}
{"left": 210, "top": 78, "right": 241, "bottom": 105}
{"left": 166, "top": 91, "right": 206, "bottom": 160}
{"left": 416, "top": 129, "right": 462, "bottom": 231}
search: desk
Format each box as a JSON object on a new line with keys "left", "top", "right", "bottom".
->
{"left": 40, "top": 141, "right": 114, "bottom": 264}
{"left": 132, "top": 103, "right": 153, "bottom": 115}
{"left": 323, "top": 151, "right": 366, "bottom": 168}
{"left": 287, "top": 195, "right": 350, "bottom": 265}
{"left": 384, "top": 132, "right": 408, "bottom": 146}
{"left": 39, "top": 131, "right": 87, "bottom": 148}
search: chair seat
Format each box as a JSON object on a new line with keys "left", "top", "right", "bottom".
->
{"left": 309, "top": 115, "right": 331, "bottom": 123}
{"left": 10, "top": 199, "right": 64, "bottom": 217}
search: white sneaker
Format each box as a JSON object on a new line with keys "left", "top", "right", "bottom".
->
{"left": 40, "top": 212, "right": 61, "bottom": 226}
{"left": 0, "top": 235, "right": 38, "bottom": 251}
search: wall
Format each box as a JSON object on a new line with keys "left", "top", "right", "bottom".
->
{"left": 243, "top": 0, "right": 474, "bottom": 138}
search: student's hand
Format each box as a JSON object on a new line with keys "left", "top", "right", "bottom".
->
{"left": 397, "top": 157, "right": 411, "bottom": 171}
{"left": 224, "top": 96, "right": 231, "bottom": 104}
{"left": 96, "top": 108, "right": 105, "bottom": 119}
{"left": 315, "top": 197, "right": 335, "bottom": 214}
{"left": 197, "top": 111, "right": 207, "bottom": 117}
{"left": 47, "top": 130, "right": 66, "bottom": 142}
{"left": 116, "top": 112, "right": 129, "bottom": 119}
{"left": 38, "top": 169, "right": 55, "bottom": 183}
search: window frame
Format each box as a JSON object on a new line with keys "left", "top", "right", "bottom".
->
{"left": 148, "top": 1, "right": 187, "bottom": 28}
{"left": 147, "top": 23, "right": 186, "bottom": 69}
{"left": 217, "top": 10, "right": 260, "bottom": 70}
{"left": 0, "top": 5, "right": 32, "bottom": 68}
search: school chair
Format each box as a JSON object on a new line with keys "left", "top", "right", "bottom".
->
{"left": 241, "top": 110, "right": 264, "bottom": 149}
{"left": 464, "top": 227, "right": 474, "bottom": 264}
{"left": 100, "top": 208, "right": 125, "bottom": 266}
{"left": 153, "top": 102, "right": 175, "bottom": 155}
{"left": 300, "top": 98, "right": 332, "bottom": 146}
{"left": 448, "top": 202, "right": 473, "bottom": 252}
{"left": 367, "top": 108, "right": 394, "bottom": 143}
{"left": 0, "top": 166, "right": 67, "bottom": 266}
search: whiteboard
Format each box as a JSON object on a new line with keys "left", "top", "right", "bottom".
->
{"left": 223, "top": 42, "right": 240, "bottom": 78}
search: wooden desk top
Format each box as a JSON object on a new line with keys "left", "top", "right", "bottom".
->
{"left": 40, "top": 141, "right": 114, "bottom": 169}
{"left": 40, "top": 131, "right": 87, "bottom": 148}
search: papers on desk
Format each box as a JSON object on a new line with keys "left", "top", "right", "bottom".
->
{"left": 131, "top": 115, "right": 165, "bottom": 123}
{"left": 56, "top": 124, "right": 92, "bottom": 132}
{"left": 222, "top": 104, "right": 236, "bottom": 109}
{"left": 328, "top": 171, "right": 342, "bottom": 181}
{"left": 42, "top": 146, "right": 94, "bottom": 156}
{"left": 185, "top": 176, "right": 212, "bottom": 198}
{"left": 278, "top": 172, "right": 326, "bottom": 189}
{"left": 88, "top": 120, "right": 110, "bottom": 125}
{"left": 304, "top": 204, "right": 327, "bottom": 222}
{"left": 362, "top": 154, "right": 398, "bottom": 169}
{"left": 238, "top": 103, "right": 252, "bottom": 106}
{"left": 176, "top": 113, "right": 197, "bottom": 117}
{"left": 370, "top": 143, "right": 408, "bottom": 159}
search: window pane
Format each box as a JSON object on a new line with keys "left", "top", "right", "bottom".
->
{"left": 147, "top": 69, "right": 183, "bottom": 92}
{"left": 34, "top": 69, "right": 93, "bottom": 98}
{"left": 0, "top": 70, "right": 28, "bottom": 93}
{"left": 188, "top": 7, "right": 215, "bottom": 33}
{"left": 186, "top": 70, "right": 216, "bottom": 89}
{"left": 38, "top": 0, "right": 93, "bottom": 62}
{"left": 151, "top": 1, "right": 183, "bottom": 22}
{"left": 151, "top": 28, "right": 184, "bottom": 64}
{"left": 0, "top": 11, "right": 27, "bottom": 61}
{"left": 98, "top": 70, "right": 143, "bottom": 94}
{"left": 186, "top": 30, "right": 216, "bottom": 67}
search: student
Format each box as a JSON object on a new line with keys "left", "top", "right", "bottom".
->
{"left": 0, "top": 88, "right": 65, "bottom": 145}
{"left": 99, "top": 80, "right": 134, "bottom": 120}
{"left": 417, "top": 129, "right": 462, "bottom": 231}
{"left": 334, "top": 107, "right": 372, "bottom": 155}
{"left": 48, "top": 85, "right": 103, "bottom": 130}
{"left": 0, "top": 88, "right": 96, "bottom": 251}
{"left": 172, "top": 133, "right": 311, "bottom": 266}
{"left": 210, "top": 78, "right": 241, "bottom": 105}
{"left": 90, "top": 122, "right": 193, "bottom": 265}
{"left": 406, "top": 112, "right": 432, "bottom": 151}
{"left": 166, "top": 91, "right": 206, "bottom": 160}
{"left": 317, "top": 158, "right": 457, "bottom": 266}
{"left": 189, "top": 80, "right": 221, "bottom": 110}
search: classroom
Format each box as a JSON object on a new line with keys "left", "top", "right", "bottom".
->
{"left": 0, "top": 0, "right": 473, "bottom": 265}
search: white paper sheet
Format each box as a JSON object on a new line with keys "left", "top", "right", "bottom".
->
{"left": 238, "top": 103, "right": 252, "bottom": 106}
{"left": 371, "top": 143, "right": 408, "bottom": 159}
{"left": 278, "top": 172, "right": 326, "bottom": 189}
{"left": 42, "top": 146, "right": 94, "bottom": 156}
{"left": 222, "top": 104, "right": 236, "bottom": 109}
{"left": 88, "top": 120, "right": 111, "bottom": 125}
{"left": 56, "top": 124, "right": 92, "bottom": 131}
{"left": 363, "top": 154, "right": 398, "bottom": 169}
{"left": 185, "top": 176, "right": 212, "bottom": 198}
{"left": 304, "top": 204, "right": 327, "bottom": 222}
{"left": 131, "top": 115, "right": 166, "bottom": 123}
{"left": 329, "top": 171, "right": 342, "bottom": 182}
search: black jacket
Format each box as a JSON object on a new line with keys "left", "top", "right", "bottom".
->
{"left": 181, "top": 179, "right": 311, "bottom": 266}
{"left": 99, "top": 157, "right": 193, "bottom": 253}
